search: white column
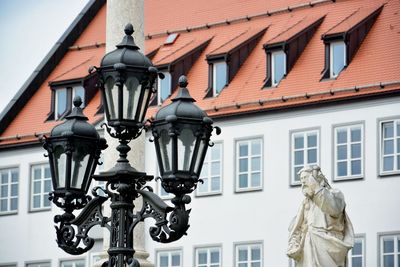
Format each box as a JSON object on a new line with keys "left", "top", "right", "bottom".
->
{"left": 95, "top": 1, "right": 153, "bottom": 266}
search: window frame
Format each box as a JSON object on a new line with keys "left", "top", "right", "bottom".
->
{"left": 194, "top": 245, "right": 222, "bottom": 267}
{"left": 0, "top": 166, "right": 19, "bottom": 215}
{"left": 196, "top": 142, "right": 223, "bottom": 197}
{"left": 25, "top": 261, "right": 51, "bottom": 267}
{"left": 30, "top": 163, "right": 52, "bottom": 212}
{"left": 379, "top": 118, "right": 400, "bottom": 176}
{"left": 59, "top": 259, "right": 85, "bottom": 267}
{"left": 55, "top": 87, "right": 69, "bottom": 120}
{"left": 290, "top": 128, "right": 320, "bottom": 186}
{"left": 271, "top": 50, "right": 286, "bottom": 87}
{"left": 235, "top": 137, "right": 263, "bottom": 192}
{"left": 212, "top": 61, "right": 228, "bottom": 96}
{"left": 157, "top": 71, "right": 172, "bottom": 105}
{"left": 348, "top": 235, "right": 366, "bottom": 267}
{"left": 234, "top": 242, "right": 263, "bottom": 267}
{"left": 51, "top": 83, "right": 86, "bottom": 120}
{"left": 378, "top": 232, "right": 400, "bottom": 267}
{"left": 333, "top": 122, "right": 364, "bottom": 181}
{"left": 156, "top": 249, "right": 183, "bottom": 267}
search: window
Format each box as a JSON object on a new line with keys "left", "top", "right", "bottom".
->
{"left": 330, "top": 41, "right": 346, "bottom": 78}
{"left": 26, "top": 262, "right": 50, "bottom": 267}
{"left": 158, "top": 72, "right": 171, "bottom": 104}
{"left": 380, "top": 119, "right": 400, "bottom": 175}
{"left": 291, "top": 130, "right": 319, "bottom": 185}
{"left": 235, "top": 243, "right": 262, "bottom": 267}
{"left": 379, "top": 234, "right": 400, "bottom": 267}
{"left": 289, "top": 259, "right": 297, "bottom": 267}
{"left": 30, "top": 164, "right": 52, "bottom": 211}
{"left": 61, "top": 260, "right": 85, "bottom": 267}
{"left": 53, "top": 85, "right": 85, "bottom": 120}
{"left": 195, "top": 247, "right": 221, "bottom": 267}
{"left": 271, "top": 50, "right": 286, "bottom": 86}
{"left": 212, "top": 61, "right": 227, "bottom": 96}
{"left": 197, "top": 143, "right": 222, "bottom": 196}
{"left": 236, "top": 138, "right": 263, "bottom": 192}
{"left": 348, "top": 237, "right": 365, "bottom": 267}
{"left": 0, "top": 168, "right": 18, "bottom": 214}
{"left": 334, "top": 124, "right": 363, "bottom": 180}
{"left": 157, "top": 250, "right": 182, "bottom": 267}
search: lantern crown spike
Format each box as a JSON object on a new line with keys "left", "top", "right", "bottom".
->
{"left": 116, "top": 23, "right": 139, "bottom": 50}
{"left": 173, "top": 75, "right": 195, "bottom": 102}
{"left": 65, "top": 96, "right": 87, "bottom": 121}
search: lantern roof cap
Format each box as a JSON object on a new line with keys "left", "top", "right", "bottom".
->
{"left": 100, "top": 23, "right": 153, "bottom": 68}
{"left": 155, "top": 76, "right": 212, "bottom": 123}
{"left": 50, "top": 96, "right": 99, "bottom": 139}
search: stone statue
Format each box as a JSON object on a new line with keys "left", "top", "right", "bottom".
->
{"left": 287, "top": 165, "right": 354, "bottom": 267}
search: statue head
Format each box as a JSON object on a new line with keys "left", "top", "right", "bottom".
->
{"left": 298, "top": 165, "right": 330, "bottom": 198}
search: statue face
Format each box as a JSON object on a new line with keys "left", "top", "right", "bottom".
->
{"left": 299, "top": 171, "right": 317, "bottom": 198}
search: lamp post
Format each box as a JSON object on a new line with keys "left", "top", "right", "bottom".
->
{"left": 43, "top": 24, "right": 220, "bottom": 267}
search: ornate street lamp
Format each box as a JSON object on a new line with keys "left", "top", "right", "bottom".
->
{"left": 43, "top": 24, "right": 220, "bottom": 267}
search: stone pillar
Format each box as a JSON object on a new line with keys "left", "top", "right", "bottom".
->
{"left": 94, "top": 1, "right": 153, "bottom": 266}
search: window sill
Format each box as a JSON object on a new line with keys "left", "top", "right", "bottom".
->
{"left": 235, "top": 187, "right": 263, "bottom": 194}
{"left": 333, "top": 175, "right": 364, "bottom": 182}
{"left": 0, "top": 211, "right": 18, "bottom": 216}
{"left": 379, "top": 171, "right": 400, "bottom": 178}
{"left": 195, "top": 191, "right": 222, "bottom": 198}
{"left": 29, "top": 207, "right": 51, "bottom": 213}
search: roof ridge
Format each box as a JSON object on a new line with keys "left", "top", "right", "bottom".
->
{"left": 323, "top": 7, "right": 360, "bottom": 34}
{"left": 154, "top": 39, "right": 196, "bottom": 64}
{"left": 51, "top": 57, "right": 94, "bottom": 82}
{"left": 208, "top": 28, "right": 250, "bottom": 55}
{"left": 146, "top": 0, "right": 336, "bottom": 39}
{"left": 267, "top": 16, "right": 306, "bottom": 43}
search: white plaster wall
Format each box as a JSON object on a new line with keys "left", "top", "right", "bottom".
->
{"left": 0, "top": 146, "right": 103, "bottom": 267}
{"left": 143, "top": 96, "right": 400, "bottom": 266}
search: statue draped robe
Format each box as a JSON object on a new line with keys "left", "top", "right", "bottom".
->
{"left": 287, "top": 188, "right": 354, "bottom": 267}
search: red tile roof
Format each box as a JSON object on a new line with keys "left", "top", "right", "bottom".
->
{"left": 1, "top": 0, "right": 399, "bottom": 147}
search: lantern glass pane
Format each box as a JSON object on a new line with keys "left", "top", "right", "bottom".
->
{"left": 105, "top": 76, "right": 118, "bottom": 120}
{"left": 53, "top": 145, "right": 67, "bottom": 188}
{"left": 178, "top": 128, "right": 196, "bottom": 171}
{"left": 123, "top": 76, "right": 141, "bottom": 120}
{"left": 159, "top": 129, "right": 172, "bottom": 172}
{"left": 195, "top": 139, "right": 207, "bottom": 175}
{"left": 139, "top": 87, "right": 151, "bottom": 122}
{"left": 71, "top": 142, "right": 93, "bottom": 190}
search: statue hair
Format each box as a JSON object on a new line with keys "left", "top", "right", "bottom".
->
{"left": 297, "top": 165, "right": 331, "bottom": 189}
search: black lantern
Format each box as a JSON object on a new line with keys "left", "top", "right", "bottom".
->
{"left": 43, "top": 96, "right": 107, "bottom": 211}
{"left": 97, "top": 23, "right": 157, "bottom": 131}
{"left": 151, "top": 76, "right": 219, "bottom": 195}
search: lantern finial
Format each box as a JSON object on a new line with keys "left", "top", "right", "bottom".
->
{"left": 124, "top": 23, "right": 134, "bottom": 36}
{"left": 73, "top": 95, "right": 83, "bottom": 108}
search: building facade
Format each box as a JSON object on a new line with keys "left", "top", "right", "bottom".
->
{"left": 0, "top": 0, "right": 399, "bottom": 267}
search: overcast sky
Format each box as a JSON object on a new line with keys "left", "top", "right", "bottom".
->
{"left": 0, "top": 0, "right": 89, "bottom": 113}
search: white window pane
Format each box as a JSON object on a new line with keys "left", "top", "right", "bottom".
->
{"left": 43, "top": 195, "right": 50, "bottom": 207}
{"left": 210, "top": 250, "right": 220, "bottom": 263}
{"left": 56, "top": 88, "right": 67, "bottom": 117}
{"left": 384, "top": 140, "right": 394, "bottom": 154}
{"left": 383, "top": 122, "right": 394, "bottom": 138}
{"left": 251, "top": 140, "right": 261, "bottom": 155}
{"left": 10, "top": 198, "right": 18, "bottom": 210}
{"left": 251, "top": 173, "right": 261, "bottom": 187}
{"left": 34, "top": 181, "right": 41, "bottom": 194}
{"left": 338, "top": 162, "right": 347, "bottom": 177}
{"left": 0, "top": 199, "right": 7, "bottom": 211}
{"left": 294, "top": 151, "right": 304, "bottom": 165}
{"left": 10, "top": 184, "right": 18, "bottom": 196}
{"left": 198, "top": 252, "right": 207, "bottom": 264}
{"left": 294, "top": 167, "right": 302, "bottom": 181}
{"left": 171, "top": 254, "right": 180, "bottom": 266}
{"left": 251, "top": 247, "right": 260, "bottom": 260}
{"left": 294, "top": 136, "right": 304, "bottom": 149}
{"left": 239, "top": 159, "right": 248, "bottom": 172}
{"left": 160, "top": 256, "right": 168, "bottom": 267}
{"left": 73, "top": 86, "right": 85, "bottom": 107}
{"left": 397, "top": 139, "right": 400, "bottom": 153}
{"left": 251, "top": 157, "right": 261, "bottom": 171}
{"left": 272, "top": 51, "right": 285, "bottom": 85}
{"left": 351, "top": 128, "right": 361, "bottom": 142}
{"left": 45, "top": 180, "right": 52, "bottom": 192}
{"left": 34, "top": 168, "right": 41, "bottom": 180}
{"left": 352, "top": 257, "right": 362, "bottom": 267}
{"left": 238, "top": 248, "right": 248, "bottom": 261}
{"left": 211, "top": 145, "right": 221, "bottom": 160}
{"left": 211, "top": 162, "right": 220, "bottom": 176}
{"left": 351, "top": 144, "right": 361, "bottom": 158}
{"left": 351, "top": 160, "right": 361, "bottom": 175}
{"left": 352, "top": 241, "right": 362, "bottom": 255}
{"left": 159, "top": 72, "right": 171, "bottom": 103}
{"left": 307, "top": 149, "right": 317, "bottom": 164}
{"left": 198, "top": 178, "right": 208, "bottom": 193}
{"left": 251, "top": 263, "right": 260, "bottom": 267}
{"left": 239, "top": 174, "right": 248, "bottom": 188}
{"left": 383, "top": 156, "right": 394, "bottom": 171}
{"left": 11, "top": 171, "right": 18, "bottom": 182}
{"left": 307, "top": 134, "right": 317, "bottom": 147}
{"left": 1, "top": 173, "right": 8, "bottom": 183}
{"left": 239, "top": 143, "right": 248, "bottom": 157}
{"left": 1, "top": 185, "right": 7, "bottom": 196}
{"left": 214, "top": 62, "right": 227, "bottom": 94}
{"left": 337, "top": 145, "right": 347, "bottom": 160}
{"left": 238, "top": 264, "right": 246, "bottom": 267}
{"left": 211, "top": 177, "right": 220, "bottom": 191}
{"left": 384, "top": 238, "right": 394, "bottom": 253}
{"left": 331, "top": 42, "right": 345, "bottom": 77}
{"left": 383, "top": 255, "right": 394, "bottom": 267}
{"left": 33, "top": 195, "right": 41, "bottom": 208}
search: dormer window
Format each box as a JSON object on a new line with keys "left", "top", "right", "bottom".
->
{"left": 212, "top": 61, "right": 227, "bottom": 96}
{"left": 158, "top": 71, "right": 171, "bottom": 104}
{"left": 271, "top": 50, "right": 286, "bottom": 86}
{"left": 49, "top": 83, "right": 86, "bottom": 120}
{"left": 55, "top": 88, "right": 68, "bottom": 119}
{"left": 330, "top": 41, "right": 346, "bottom": 78}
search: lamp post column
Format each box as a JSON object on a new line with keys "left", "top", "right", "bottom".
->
{"left": 100, "top": 1, "right": 153, "bottom": 267}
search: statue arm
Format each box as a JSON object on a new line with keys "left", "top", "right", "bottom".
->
{"left": 312, "top": 188, "right": 345, "bottom": 217}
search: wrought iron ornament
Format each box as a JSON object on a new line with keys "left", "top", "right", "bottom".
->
{"left": 43, "top": 23, "right": 220, "bottom": 267}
